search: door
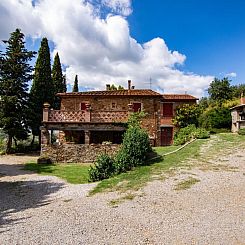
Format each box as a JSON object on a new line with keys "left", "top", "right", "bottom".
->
{"left": 161, "top": 127, "right": 173, "bottom": 146}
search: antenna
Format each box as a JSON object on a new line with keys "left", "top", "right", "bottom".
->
{"left": 144, "top": 77, "right": 152, "bottom": 89}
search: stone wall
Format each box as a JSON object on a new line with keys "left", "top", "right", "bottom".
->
{"left": 41, "top": 143, "right": 121, "bottom": 163}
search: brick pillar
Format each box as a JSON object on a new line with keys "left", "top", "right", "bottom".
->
{"left": 43, "top": 102, "right": 50, "bottom": 122}
{"left": 85, "top": 103, "right": 91, "bottom": 122}
{"left": 84, "top": 130, "right": 90, "bottom": 145}
{"left": 40, "top": 126, "right": 50, "bottom": 146}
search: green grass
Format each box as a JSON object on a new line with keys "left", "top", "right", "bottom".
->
{"left": 24, "top": 163, "right": 90, "bottom": 184}
{"left": 154, "top": 145, "right": 180, "bottom": 155}
{"left": 174, "top": 177, "right": 200, "bottom": 191}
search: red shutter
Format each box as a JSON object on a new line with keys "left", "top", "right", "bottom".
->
{"left": 162, "top": 103, "right": 173, "bottom": 117}
{"left": 81, "top": 103, "right": 86, "bottom": 111}
{"left": 133, "top": 103, "right": 141, "bottom": 112}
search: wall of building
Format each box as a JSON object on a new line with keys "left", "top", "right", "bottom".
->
{"left": 60, "top": 95, "right": 161, "bottom": 145}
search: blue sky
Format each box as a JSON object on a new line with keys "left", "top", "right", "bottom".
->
{"left": 0, "top": 0, "right": 244, "bottom": 97}
{"left": 128, "top": 0, "right": 245, "bottom": 85}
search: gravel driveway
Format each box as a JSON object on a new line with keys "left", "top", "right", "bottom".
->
{"left": 0, "top": 141, "right": 244, "bottom": 245}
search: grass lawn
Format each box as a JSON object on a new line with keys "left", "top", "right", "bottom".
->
{"left": 24, "top": 163, "right": 90, "bottom": 184}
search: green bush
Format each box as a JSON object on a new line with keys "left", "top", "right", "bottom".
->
{"left": 199, "top": 107, "right": 231, "bottom": 130}
{"left": 88, "top": 112, "right": 152, "bottom": 182}
{"left": 115, "top": 126, "right": 152, "bottom": 173}
{"left": 238, "top": 128, "right": 245, "bottom": 135}
{"left": 174, "top": 124, "right": 196, "bottom": 145}
{"left": 88, "top": 154, "right": 115, "bottom": 182}
{"left": 174, "top": 125, "right": 210, "bottom": 145}
{"left": 194, "top": 128, "right": 210, "bottom": 139}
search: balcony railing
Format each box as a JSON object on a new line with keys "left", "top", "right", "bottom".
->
{"left": 45, "top": 109, "right": 129, "bottom": 123}
{"left": 48, "top": 110, "right": 86, "bottom": 122}
{"left": 91, "top": 111, "right": 128, "bottom": 123}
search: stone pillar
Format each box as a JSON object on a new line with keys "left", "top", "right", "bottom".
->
{"left": 43, "top": 102, "right": 50, "bottom": 122}
{"left": 40, "top": 127, "right": 51, "bottom": 156}
{"left": 84, "top": 130, "right": 90, "bottom": 145}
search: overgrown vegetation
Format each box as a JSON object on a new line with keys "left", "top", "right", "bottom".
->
{"left": 88, "top": 112, "right": 152, "bottom": 182}
{"left": 173, "top": 77, "right": 244, "bottom": 134}
{"left": 88, "top": 154, "right": 115, "bottom": 182}
{"left": 174, "top": 125, "right": 210, "bottom": 145}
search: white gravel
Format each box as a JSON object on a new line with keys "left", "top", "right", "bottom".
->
{"left": 0, "top": 141, "right": 244, "bottom": 245}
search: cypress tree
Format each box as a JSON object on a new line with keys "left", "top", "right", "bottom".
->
{"left": 29, "top": 37, "right": 54, "bottom": 141}
{"left": 0, "top": 29, "right": 35, "bottom": 153}
{"left": 73, "top": 75, "right": 79, "bottom": 92}
{"left": 52, "top": 52, "right": 66, "bottom": 109}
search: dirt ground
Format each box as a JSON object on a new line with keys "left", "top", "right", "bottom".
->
{"left": 0, "top": 138, "right": 244, "bottom": 245}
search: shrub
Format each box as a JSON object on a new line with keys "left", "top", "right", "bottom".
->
{"left": 238, "top": 128, "right": 245, "bottom": 135}
{"left": 193, "top": 128, "right": 210, "bottom": 139}
{"left": 115, "top": 126, "right": 152, "bottom": 174}
{"left": 174, "top": 124, "right": 196, "bottom": 145}
{"left": 88, "top": 154, "right": 115, "bottom": 182}
{"left": 88, "top": 112, "right": 152, "bottom": 182}
{"left": 174, "top": 125, "right": 210, "bottom": 145}
{"left": 199, "top": 107, "right": 231, "bottom": 130}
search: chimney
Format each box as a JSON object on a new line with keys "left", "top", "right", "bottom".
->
{"left": 131, "top": 85, "right": 135, "bottom": 89}
{"left": 128, "top": 80, "right": 131, "bottom": 90}
{"left": 106, "top": 84, "right": 110, "bottom": 91}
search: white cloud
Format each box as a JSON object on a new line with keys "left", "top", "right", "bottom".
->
{"left": 226, "top": 72, "right": 237, "bottom": 78}
{"left": 0, "top": 0, "right": 213, "bottom": 98}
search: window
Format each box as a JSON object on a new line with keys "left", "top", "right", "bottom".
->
{"left": 162, "top": 103, "right": 173, "bottom": 117}
{"left": 81, "top": 103, "right": 86, "bottom": 111}
{"left": 132, "top": 102, "right": 141, "bottom": 112}
{"left": 111, "top": 102, "right": 116, "bottom": 109}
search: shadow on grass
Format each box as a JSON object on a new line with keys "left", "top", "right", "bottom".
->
{"left": 0, "top": 179, "right": 64, "bottom": 232}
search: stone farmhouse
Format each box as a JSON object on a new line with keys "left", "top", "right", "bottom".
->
{"left": 230, "top": 96, "right": 245, "bottom": 132}
{"left": 41, "top": 81, "right": 197, "bottom": 162}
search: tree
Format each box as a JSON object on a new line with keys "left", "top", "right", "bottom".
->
{"left": 118, "top": 85, "right": 124, "bottom": 90}
{"left": 199, "top": 107, "right": 231, "bottom": 130}
{"left": 208, "top": 77, "right": 232, "bottom": 102}
{"left": 109, "top": 84, "right": 117, "bottom": 90}
{"left": 29, "top": 37, "right": 54, "bottom": 141}
{"left": 173, "top": 104, "right": 200, "bottom": 128}
{"left": 72, "top": 75, "right": 79, "bottom": 92}
{"left": 0, "top": 29, "right": 35, "bottom": 153}
{"left": 231, "top": 84, "right": 245, "bottom": 99}
{"left": 52, "top": 52, "right": 66, "bottom": 109}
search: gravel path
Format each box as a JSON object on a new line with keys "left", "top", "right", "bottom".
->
{"left": 0, "top": 140, "right": 245, "bottom": 245}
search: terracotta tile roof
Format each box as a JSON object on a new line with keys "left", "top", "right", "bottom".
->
{"left": 163, "top": 94, "right": 198, "bottom": 100}
{"left": 57, "top": 89, "right": 162, "bottom": 97}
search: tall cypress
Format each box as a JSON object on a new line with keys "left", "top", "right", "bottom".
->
{"left": 52, "top": 52, "right": 66, "bottom": 109}
{"left": 29, "top": 37, "right": 53, "bottom": 139}
{"left": 73, "top": 75, "right": 79, "bottom": 92}
{"left": 0, "top": 29, "right": 35, "bottom": 153}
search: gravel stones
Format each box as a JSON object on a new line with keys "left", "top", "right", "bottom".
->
{"left": 0, "top": 147, "right": 245, "bottom": 244}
